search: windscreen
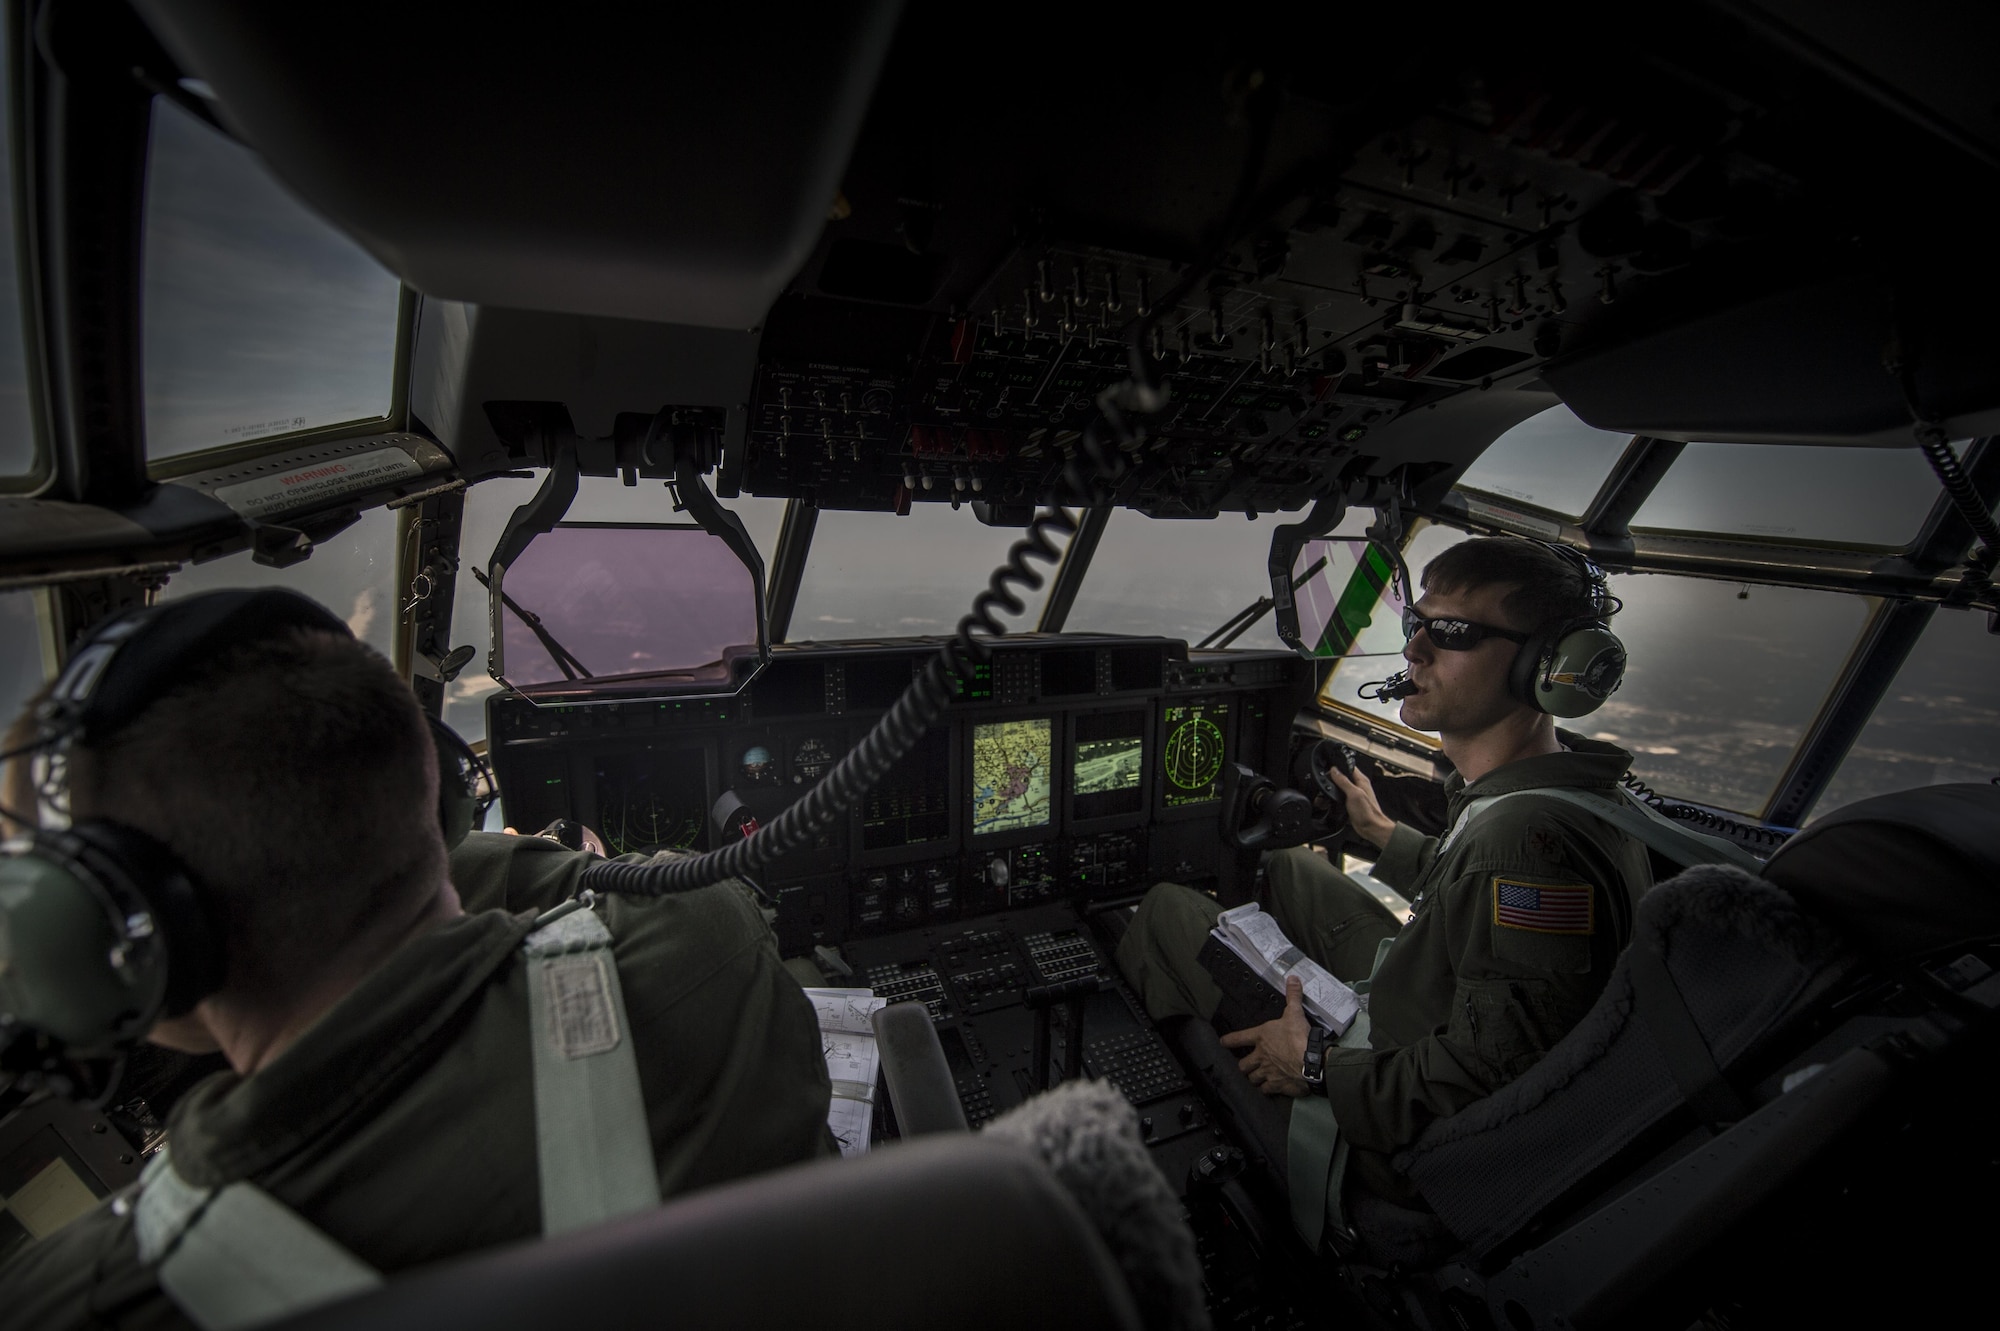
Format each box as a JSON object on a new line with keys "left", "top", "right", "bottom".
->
{"left": 495, "top": 523, "right": 758, "bottom": 689}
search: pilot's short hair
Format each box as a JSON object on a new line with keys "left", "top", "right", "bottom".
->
{"left": 66, "top": 627, "right": 444, "bottom": 1002}
{"left": 1420, "top": 536, "right": 1602, "bottom": 637}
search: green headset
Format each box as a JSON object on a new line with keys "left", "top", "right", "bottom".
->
{"left": 1504, "top": 544, "right": 1628, "bottom": 718}
{"left": 0, "top": 588, "right": 486, "bottom": 1075}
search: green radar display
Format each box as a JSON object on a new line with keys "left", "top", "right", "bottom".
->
{"left": 1161, "top": 700, "right": 1230, "bottom": 807}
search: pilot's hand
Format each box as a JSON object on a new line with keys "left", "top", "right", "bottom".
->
{"left": 1219, "top": 975, "right": 1312, "bottom": 1098}
{"left": 1326, "top": 761, "right": 1395, "bottom": 851}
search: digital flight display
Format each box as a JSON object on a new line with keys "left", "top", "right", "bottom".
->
{"left": 1161, "top": 700, "right": 1231, "bottom": 807}
{"left": 971, "top": 717, "right": 1053, "bottom": 837}
{"left": 1071, "top": 710, "right": 1145, "bottom": 821}
{"left": 595, "top": 749, "right": 707, "bottom": 854}
{"left": 860, "top": 727, "right": 952, "bottom": 851}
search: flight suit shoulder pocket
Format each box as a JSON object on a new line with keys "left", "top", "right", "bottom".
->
{"left": 1487, "top": 874, "right": 1595, "bottom": 973}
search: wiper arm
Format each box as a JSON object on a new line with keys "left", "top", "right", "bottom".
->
{"left": 472, "top": 567, "right": 595, "bottom": 681}
{"left": 1196, "top": 555, "right": 1327, "bottom": 650}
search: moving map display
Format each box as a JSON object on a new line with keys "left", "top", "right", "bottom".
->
{"left": 1072, "top": 710, "right": 1145, "bottom": 821}
{"left": 972, "top": 717, "right": 1052, "bottom": 836}
{"left": 1161, "top": 700, "right": 1231, "bottom": 808}
{"left": 595, "top": 749, "right": 707, "bottom": 854}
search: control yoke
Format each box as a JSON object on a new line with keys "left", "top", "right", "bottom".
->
{"left": 1221, "top": 740, "right": 1357, "bottom": 851}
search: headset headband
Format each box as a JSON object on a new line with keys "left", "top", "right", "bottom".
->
{"left": 40, "top": 589, "right": 353, "bottom": 747}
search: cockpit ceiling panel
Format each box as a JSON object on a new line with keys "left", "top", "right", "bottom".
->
{"left": 140, "top": 4, "right": 2000, "bottom": 511}
{"left": 132, "top": 3, "right": 905, "bottom": 330}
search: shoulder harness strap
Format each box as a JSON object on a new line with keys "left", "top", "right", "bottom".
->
{"left": 522, "top": 898, "right": 663, "bottom": 1235}
{"left": 131, "top": 1148, "right": 381, "bottom": 1331}
{"left": 1442, "top": 786, "right": 1760, "bottom": 873}
{"left": 129, "top": 898, "right": 663, "bottom": 1327}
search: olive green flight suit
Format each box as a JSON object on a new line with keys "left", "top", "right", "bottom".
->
{"left": 1116, "top": 735, "right": 1650, "bottom": 1201}
{"left": 0, "top": 833, "right": 833, "bottom": 1331}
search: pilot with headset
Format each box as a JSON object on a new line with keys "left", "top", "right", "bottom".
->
{"left": 0, "top": 589, "right": 833, "bottom": 1330}
{"left": 1117, "top": 537, "right": 1660, "bottom": 1245}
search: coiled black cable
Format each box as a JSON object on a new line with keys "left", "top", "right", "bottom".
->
{"left": 1917, "top": 432, "right": 2000, "bottom": 563}
{"left": 580, "top": 409, "right": 1133, "bottom": 897}
{"left": 1618, "top": 772, "right": 1791, "bottom": 851}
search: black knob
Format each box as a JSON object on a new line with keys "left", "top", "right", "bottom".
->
{"left": 1178, "top": 1103, "right": 1196, "bottom": 1126}
{"left": 1140, "top": 1116, "right": 1154, "bottom": 1137}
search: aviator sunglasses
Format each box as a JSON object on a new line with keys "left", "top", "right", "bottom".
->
{"left": 1400, "top": 606, "right": 1529, "bottom": 651}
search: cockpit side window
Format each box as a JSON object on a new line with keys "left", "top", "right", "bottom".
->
{"left": 0, "top": 591, "right": 42, "bottom": 733}
{"left": 1815, "top": 607, "right": 2000, "bottom": 816}
{"left": 1455, "top": 405, "right": 1629, "bottom": 519}
{"left": 141, "top": 98, "right": 402, "bottom": 468}
{"left": 1631, "top": 441, "right": 1961, "bottom": 550}
{"left": 157, "top": 507, "right": 400, "bottom": 657}
{"left": 0, "top": 19, "right": 41, "bottom": 489}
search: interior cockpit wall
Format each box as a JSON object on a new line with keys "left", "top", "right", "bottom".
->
{"left": 1, "top": 1, "right": 1998, "bottom": 1327}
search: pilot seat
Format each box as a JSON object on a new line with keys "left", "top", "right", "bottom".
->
{"left": 1180, "top": 783, "right": 2000, "bottom": 1329}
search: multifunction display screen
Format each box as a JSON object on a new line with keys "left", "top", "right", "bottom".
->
{"left": 861, "top": 727, "right": 952, "bottom": 851}
{"left": 1161, "top": 700, "right": 1231, "bottom": 808}
{"left": 970, "top": 717, "right": 1053, "bottom": 837}
{"left": 1071, "top": 710, "right": 1145, "bottom": 821}
{"left": 596, "top": 749, "right": 708, "bottom": 855}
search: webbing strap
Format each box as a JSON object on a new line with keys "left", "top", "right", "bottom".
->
{"left": 1626, "top": 938, "right": 1751, "bottom": 1128}
{"left": 524, "top": 903, "right": 662, "bottom": 1235}
{"left": 134, "top": 1149, "right": 381, "bottom": 1331}
{"left": 1286, "top": 1012, "right": 1372, "bottom": 1248}
{"left": 1287, "top": 933, "right": 1393, "bottom": 1250}
{"left": 1445, "top": 785, "right": 1760, "bottom": 873}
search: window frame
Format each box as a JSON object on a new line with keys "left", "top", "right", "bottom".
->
{"left": 143, "top": 281, "right": 417, "bottom": 483}
{"left": 0, "top": 4, "right": 50, "bottom": 497}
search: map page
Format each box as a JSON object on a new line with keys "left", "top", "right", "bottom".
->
{"left": 971, "top": 717, "right": 1052, "bottom": 835}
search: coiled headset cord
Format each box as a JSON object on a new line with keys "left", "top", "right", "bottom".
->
{"left": 1618, "top": 772, "right": 1792, "bottom": 852}
{"left": 579, "top": 407, "right": 1135, "bottom": 897}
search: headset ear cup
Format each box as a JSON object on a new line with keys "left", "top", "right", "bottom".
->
{"left": 1533, "top": 624, "right": 1628, "bottom": 717}
{"left": 1508, "top": 633, "right": 1554, "bottom": 708}
{"left": 426, "top": 715, "right": 482, "bottom": 849}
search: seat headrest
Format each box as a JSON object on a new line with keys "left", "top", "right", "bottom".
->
{"left": 1762, "top": 784, "right": 2000, "bottom": 965}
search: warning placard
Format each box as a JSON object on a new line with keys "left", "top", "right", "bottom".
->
{"left": 212, "top": 448, "right": 424, "bottom": 520}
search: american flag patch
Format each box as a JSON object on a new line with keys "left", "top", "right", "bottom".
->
{"left": 1492, "top": 877, "right": 1594, "bottom": 935}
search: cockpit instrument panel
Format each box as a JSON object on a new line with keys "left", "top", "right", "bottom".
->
{"left": 487, "top": 636, "right": 1309, "bottom": 953}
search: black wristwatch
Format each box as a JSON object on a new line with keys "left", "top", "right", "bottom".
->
{"left": 1301, "top": 1024, "right": 1328, "bottom": 1090}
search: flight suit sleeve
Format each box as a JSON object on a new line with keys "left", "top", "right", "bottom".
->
{"left": 1369, "top": 822, "right": 1438, "bottom": 891}
{"left": 448, "top": 830, "right": 657, "bottom": 913}
{"left": 1317, "top": 852, "right": 1612, "bottom": 1154}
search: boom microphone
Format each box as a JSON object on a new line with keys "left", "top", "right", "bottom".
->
{"left": 1358, "top": 670, "right": 1418, "bottom": 702}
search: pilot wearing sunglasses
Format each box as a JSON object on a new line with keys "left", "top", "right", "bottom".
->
{"left": 1116, "top": 536, "right": 1652, "bottom": 1234}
